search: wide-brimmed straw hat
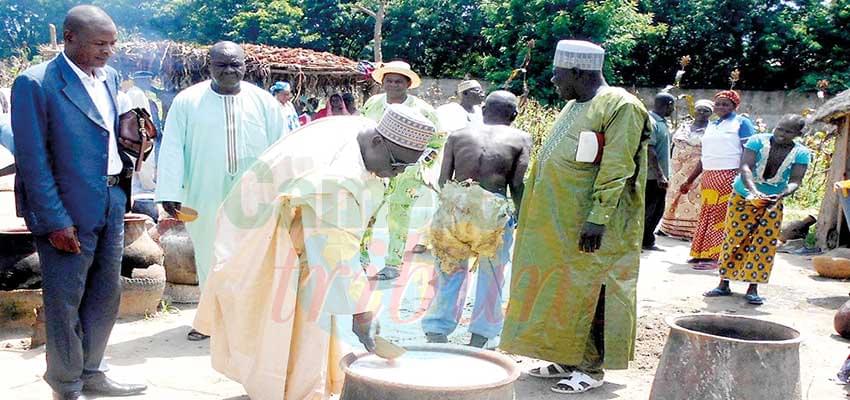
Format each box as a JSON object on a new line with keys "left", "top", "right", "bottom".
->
{"left": 371, "top": 61, "right": 421, "bottom": 89}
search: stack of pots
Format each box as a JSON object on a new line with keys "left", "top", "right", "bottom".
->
{"left": 118, "top": 213, "right": 166, "bottom": 317}
{"left": 155, "top": 219, "right": 200, "bottom": 304}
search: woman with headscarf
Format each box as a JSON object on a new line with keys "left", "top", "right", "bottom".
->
{"left": 659, "top": 99, "right": 713, "bottom": 239}
{"left": 313, "top": 93, "right": 349, "bottom": 119}
{"left": 680, "top": 90, "right": 755, "bottom": 269}
{"left": 269, "top": 81, "right": 301, "bottom": 132}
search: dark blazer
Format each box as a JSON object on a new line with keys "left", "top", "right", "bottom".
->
{"left": 11, "top": 55, "right": 133, "bottom": 236}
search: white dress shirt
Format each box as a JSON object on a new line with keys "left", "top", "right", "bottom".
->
{"left": 63, "top": 52, "right": 123, "bottom": 175}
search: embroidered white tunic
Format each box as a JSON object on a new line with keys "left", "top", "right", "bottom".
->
{"left": 156, "top": 80, "right": 288, "bottom": 285}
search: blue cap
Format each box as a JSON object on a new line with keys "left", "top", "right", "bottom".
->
{"left": 270, "top": 81, "right": 291, "bottom": 94}
{"left": 131, "top": 71, "right": 156, "bottom": 80}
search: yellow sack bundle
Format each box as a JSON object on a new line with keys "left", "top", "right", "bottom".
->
{"left": 428, "top": 180, "right": 511, "bottom": 273}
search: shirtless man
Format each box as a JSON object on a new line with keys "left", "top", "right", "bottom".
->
{"left": 422, "top": 90, "right": 531, "bottom": 347}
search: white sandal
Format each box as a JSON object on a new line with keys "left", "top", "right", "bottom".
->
{"left": 528, "top": 363, "right": 573, "bottom": 379}
{"left": 551, "top": 371, "right": 603, "bottom": 394}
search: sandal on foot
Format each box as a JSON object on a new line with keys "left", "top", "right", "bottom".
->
{"left": 528, "top": 363, "right": 573, "bottom": 379}
{"left": 371, "top": 266, "right": 400, "bottom": 281}
{"left": 551, "top": 371, "right": 603, "bottom": 394}
{"left": 412, "top": 244, "right": 428, "bottom": 254}
{"left": 745, "top": 293, "right": 765, "bottom": 305}
{"left": 703, "top": 287, "right": 732, "bottom": 297}
{"left": 187, "top": 329, "right": 209, "bottom": 341}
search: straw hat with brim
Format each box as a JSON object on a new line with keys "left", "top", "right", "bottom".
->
{"left": 371, "top": 61, "right": 421, "bottom": 89}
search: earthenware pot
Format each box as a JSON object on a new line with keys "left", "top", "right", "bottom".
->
{"left": 835, "top": 300, "right": 850, "bottom": 339}
{"left": 122, "top": 213, "right": 164, "bottom": 276}
{"left": 118, "top": 264, "right": 166, "bottom": 318}
{"left": 159, "top": 222, "right": 198, "bottom": 285}
{"left": 0, "top": 226, "right": 41, "bottom": 290}
{"left": 650, "top": 314, "right": 802, "bottom": 400}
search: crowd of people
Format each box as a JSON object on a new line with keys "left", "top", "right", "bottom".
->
{"left": 2, "top": 4, "right": 821, "bottom": 400}
{"left": 640, "top": 89, "right": 810, "bottom": 305}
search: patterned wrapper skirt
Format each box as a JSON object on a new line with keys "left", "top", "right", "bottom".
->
{"left": 660, "top": 141, "right": 703, "bottom": 239}
{"left": 719, "top": 193, "right": 783, "bottom": 284}
{"left": 689, "top": 169, "right": 738, "bottom": 260}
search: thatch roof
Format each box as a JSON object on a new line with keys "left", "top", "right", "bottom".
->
{"left": 38, "top": 40, "right": 374, "bottom": 96}
{"left": 813, "top": 89, "right": 850, "bottom": 124}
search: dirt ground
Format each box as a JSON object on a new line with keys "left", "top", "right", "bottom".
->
{"left": 1, "top": 174, "right": 850, "bottom": 400}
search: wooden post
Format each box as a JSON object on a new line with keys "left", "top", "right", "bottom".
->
{"left": 49, "top": 24, "right": 57, "bottom": 48}
{"left": 817, "top": 117, "right": 850, "bottom": 249}
{"left": 353, "top": 1, "right": 386, "bottom": 63}
{"left": 374, "top": 1, "right": 384, "bottom": 63}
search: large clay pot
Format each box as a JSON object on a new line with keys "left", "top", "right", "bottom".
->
{"left": 118, "top": 264, "right": 166, "bottom": 318}
{"left": 779, "top": 215, "right": 816, "bottom": 242}
{"left": 650, "top": 314, "right": 802, "bottom": 400}
{"left": 0, "top": 226, "right": 41, "bottom": 290}
{"left": 122, "top": 213, "right": 164, "bottom": 277}
{"left": 835, "top": 300, "right": 850, "bottom": 339}
{"left": 163, "top": 282, "right": 200, "bottom": 304}
{"left": 159, "top": 222, "right": 198, "bottom": 285}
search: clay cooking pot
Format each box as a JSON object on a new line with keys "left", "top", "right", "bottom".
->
{"left": 0, "top": 226, "right": 41, "bottom": 290}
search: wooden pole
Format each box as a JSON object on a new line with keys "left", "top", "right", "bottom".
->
{"left": 353, "top": 1, "right": 386, "bottom": 63}
{"left": 49, "top": 24, "right": 57, "bottom": 48}
{"left": 818, "top": 117, "right": 850, "bottom": 249}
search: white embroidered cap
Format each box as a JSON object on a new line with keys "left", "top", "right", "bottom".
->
{"left": 457, "top": 80, "right": 482, "bottom": 93}
{"left": 553, "top": 40, "right": 605, "bottom": 71}
{"left": 377, "top": 104, "right": 436, "bottom": 151}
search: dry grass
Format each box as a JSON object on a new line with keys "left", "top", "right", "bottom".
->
{"left": 514, "top": 99, "right": 559, "bottom": 162}
{"left": 0, "top": 49, "right": 31, "bottom": 89}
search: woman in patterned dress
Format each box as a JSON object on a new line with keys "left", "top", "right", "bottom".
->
{"left": 680, "top": 91, "right": 755, "bottom": 269}
{"left": 703, "top": 114, "right": 810, "bottom": 305}
{"left": 659, "top": 100, "right": 713, "bottom": 239}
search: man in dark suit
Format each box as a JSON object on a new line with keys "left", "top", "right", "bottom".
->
{"left": 11, "top": 5, "right": 148, "bottom": 400}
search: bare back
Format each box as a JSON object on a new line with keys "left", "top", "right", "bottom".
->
{"left": 440, "top": 124, "right": 531, "bottom": 202}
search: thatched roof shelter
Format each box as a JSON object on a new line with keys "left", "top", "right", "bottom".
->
{"left": 813, "top": 89, "right": 850, "bottom": 249}
{"left": 813, "top": 89, "right": 850, "bottom": 124}
{"left": 39, "top": 40, "right": 374, "bottom": 98}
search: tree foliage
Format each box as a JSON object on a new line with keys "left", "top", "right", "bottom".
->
{"left": 479, "top": 0, "right": 666, "bottom": 101}
{"left": 1, "top": 0, "right": 848, "bottom": 96}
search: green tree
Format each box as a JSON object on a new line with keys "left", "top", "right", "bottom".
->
{"left": 0, "top": 0, "right": 74, "bottom": 59}
{"left": 637, "top": 0, "right": 823, "bottom": 90}
{"left": 801, "top": 0, "right": 850, "bottom": 92}
{"left": 230, "top": 0, "right": 305, "bottom": 45}
{"left": 480, "top": 0, "right": 665, "bottom": 102}
{"left": 300, "top": 0, "right": 372, "bottom": 59}
{"left": 381, "top": 0, "right": 488, "bottom": 77}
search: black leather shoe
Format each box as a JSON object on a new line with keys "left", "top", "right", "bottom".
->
{"left": 52, "top": 391, "right": 86, "bottom": 400}
{"left": 425, "top": 332, "right": 448, "bottom": 343}
{"left": 82, "top": 375, "right": 146, "bottom": 396}
{"left": 467, "top": 333, "right": 488, "bottom": 348}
